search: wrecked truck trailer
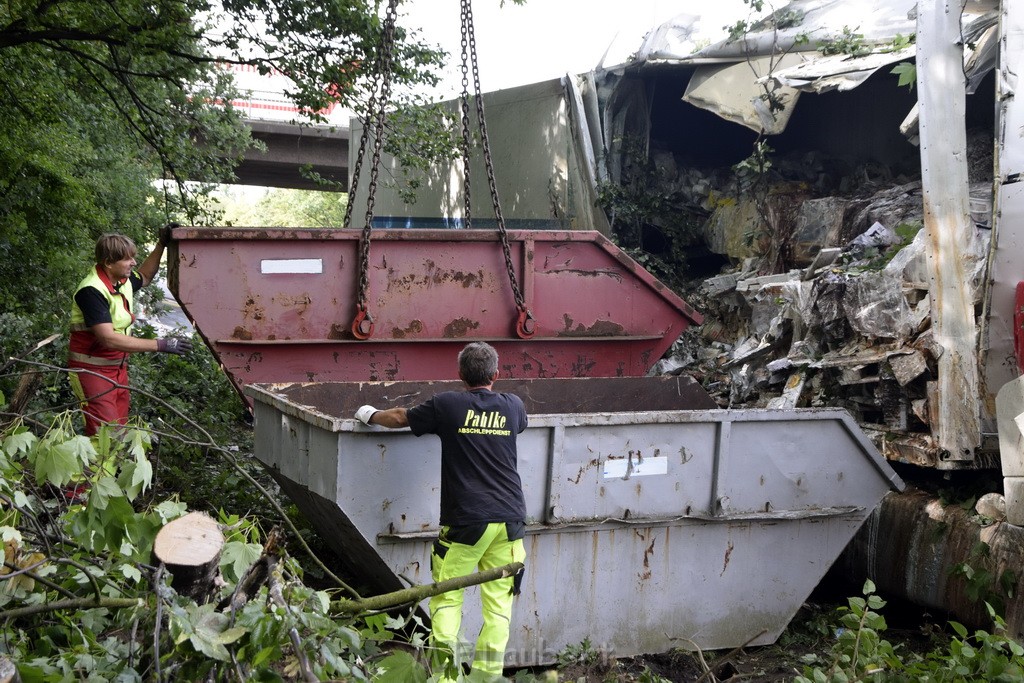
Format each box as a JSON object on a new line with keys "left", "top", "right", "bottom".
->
{"left": 588, "top": 0, "right": 1017, "bottom": 473}
{"left": 166, "top": 225, "right": 904, "bottom": 664}
{"left": 569, "top": 0, "right": 1024, "bottom": 641}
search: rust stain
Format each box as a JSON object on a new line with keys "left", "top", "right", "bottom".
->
{"left": 571, "top": 356, "right": 597, "bottom": 376}
{"left": 639, "top": 534, "right": 655, "bottom": 581}
{"left": 386, "top": 264, "right": 486, "bottom": 292}
{"left": 452, "top": 270, "right": 484, "bottom": 288}
{"left": 232, "top": 326, "right": 253, "bottom": 340}
{"left": 242, "top": 296, "right": 265, "bottom": 321}
{"left": 443, "top": 317, "right": 480, "bottom": 338}
{"left": 721, "top": 540, "right": 734, "bottom": 576}
{"left": 392, "top": 320, "right": 424, "bottom": 339}
{"left": 548, "top": 267, "right": 624, "bottom": 282}
{"left": 556, "top": 319, "right": 626, "bottom": 338}
{"left": 328, "top": 323, "right": 352, "bottom": 340}
{"left": 382, "top": 499, "right": 392, "bottom": 512}
{"left": 241, "top": 351, "right": 263, "bottom": 373}
{"left": 569, "top": 458, "right": 600, "bottom": 485}
{"left": 275, "top": 294, "right": 312, "bottom": 307}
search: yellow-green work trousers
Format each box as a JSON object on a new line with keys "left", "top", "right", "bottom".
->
{"left": 430, "top": 522, "right": 526, "bottom": 677}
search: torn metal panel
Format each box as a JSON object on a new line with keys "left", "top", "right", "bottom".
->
{"left": 684, "top": 54, "right": 805, "bottom": 133}
{"left": 631, "top": 1, "right": 999, "bottom": 135}
{"left": 981, "top": 0, "right": 1024, "bottom": 432}
{"left": 917, "top": 0, "right": 982, "bottom": 460}
{"left": 690, "top": 0, "right": 918, "bottom": 62}
{"left": 771, "top": 46, "right": 915, "bottom": 93}
{"left": 631, "top": 12, "right": 704, "bottom": 64}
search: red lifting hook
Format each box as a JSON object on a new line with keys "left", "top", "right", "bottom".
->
{"left": 516, "top": 307, "right": 536, "bottom": 339}
{"left": 351, "top": 305, "right": 374, "bottom": 340}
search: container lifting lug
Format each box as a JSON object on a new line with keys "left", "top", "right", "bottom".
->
{"left": 516, "top": 307, "right": 536, "bottom": 339}
{"left": 351, "top": 305, "right": 374, "bottom": 340}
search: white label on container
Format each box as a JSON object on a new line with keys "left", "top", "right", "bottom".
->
{"left": 603, "top": 455, "right": 668, "bottom": 479}
{"left": 261, "top": 258, "right": 323, "bottom": 274}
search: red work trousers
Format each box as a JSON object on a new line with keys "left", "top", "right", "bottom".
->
{"left": 68, "top": 360, "right": 130, "bottom": 436}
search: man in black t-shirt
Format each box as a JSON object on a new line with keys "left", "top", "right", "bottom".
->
{"left": 355, "top": 342, "right": 527, "bottom": 679}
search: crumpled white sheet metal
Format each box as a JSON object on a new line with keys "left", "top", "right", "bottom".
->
{"left": 771, "top": 45, "right": 916, "bottom": 93}
{"left": 683, "top": 54, "right": 805, "bottom": 133}
{"left": 630, "top": 0, "right": 1000, "bottom": 133}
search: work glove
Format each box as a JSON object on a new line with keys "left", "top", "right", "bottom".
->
{"left": 157, "top": 337, "right": 193, "bottom": 355}
{"left": 158, "top": 223, "right": 180, "bottom": 247}
{"left": 355, "top": 405, "right": 378, "bottom": 425}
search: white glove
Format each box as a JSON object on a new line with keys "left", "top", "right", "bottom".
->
{"left": 355, "top": 405, "right": 378, "bottom": 425}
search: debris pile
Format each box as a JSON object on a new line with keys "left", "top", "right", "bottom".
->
{"left": 648, "top": 148, "right": 992, "bottom": 468}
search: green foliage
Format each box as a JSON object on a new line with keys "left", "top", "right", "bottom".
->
{"left": 888, "top": 34, "right": 917, "bottom": 52}
{"left": 732, "top": 139, "right": 775, "bottom": 192}
{"left": 796, "top": 581, "right": 1024, "bottom": 683}
{"left": 0, "top": 0, "right": 448, "bottom": 405}
{"left": 382, "top": 100, "right": 463, "bottom": 206}
{"left": 903, "top": 604, "right": 1024, "bottom": 682}
{"left": 0, "top": 411, "right": 417, "bottom": 681}
{"left": 818, "top": 26, "right": 873, "bottom": 58}
{"left": 556, "top": 637, "right": 602, "bottom": 669}
{"left": 892, "top": 62, "right": 917, "bottom": 90}
{"left": 210, "top": 186, "right": 348, "bottom": 228}
{"left": 949, "top": 542, "right": 1018, "bottom": 617}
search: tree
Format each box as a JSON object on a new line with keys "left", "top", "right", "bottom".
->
{"left": 0, "top": 0, "right": 444, "bottom": 386}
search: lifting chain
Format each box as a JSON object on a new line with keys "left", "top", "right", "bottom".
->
{"left": 459, "top": 0, "right": 535, "bottom": 338}
{"left": 344, "top": 0, "right": 401, "bottom": 340}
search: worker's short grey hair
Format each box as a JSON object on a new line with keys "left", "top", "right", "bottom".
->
{"left": 458, "top": 342, "right": 499, "bottom": 388}
{"left": 95, "top": 234, "right": 137, "bottom": 265}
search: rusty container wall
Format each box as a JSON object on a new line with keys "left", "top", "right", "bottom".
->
{"left": 246, "top": 377, "right": 905, "bottom": 666}
{"left": 167, "top": 228, "right": 702, "bottom": 391}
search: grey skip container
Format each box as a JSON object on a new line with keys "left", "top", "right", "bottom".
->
{"left": 246, "top": 376, "right": 905, "bottom": 666}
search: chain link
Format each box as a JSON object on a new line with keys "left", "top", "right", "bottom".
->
{"left": 459, "top": 0, "right": 525, "bottom": 311}
{"left": 458, "top": 0, "right": 474, "bottom": 227}
{"left": 348, "top": 0, "right": 400, "bottom": 313}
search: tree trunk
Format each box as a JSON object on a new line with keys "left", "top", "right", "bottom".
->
{"left": 916, "top": 0, "right": 981, "bottom": 462}
{"left": 153, "top": 512, "right": 224, "bottom": 602}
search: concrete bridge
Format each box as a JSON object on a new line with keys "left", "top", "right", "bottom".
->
{"left": 234, "top": 118, "right": 349, "bottom": 191}
{"left": 223, "top": 63, "right": 351, "bottom": 191}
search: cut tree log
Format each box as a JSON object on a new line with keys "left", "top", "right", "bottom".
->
{"left": 153, "top": 512, "right": 224, "bottom": 602}
{"left": 0, "top": 655, "right": 21, "bottom": 683}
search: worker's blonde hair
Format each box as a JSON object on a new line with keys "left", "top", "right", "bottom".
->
{"left": 95, "top": 234, "right": 137, "bottom": 265}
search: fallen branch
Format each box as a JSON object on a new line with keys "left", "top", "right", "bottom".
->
{"left": 12, "top": 358, "right": 362, "bottom": 599}
{"left": 332, "top": 561, "right": 524, "bottom": 615}
{"left": 0, "top": 596, "right": 141, "bottom": 620}
{"left": 266, "top": 558, "right": 318, "bottom": 683}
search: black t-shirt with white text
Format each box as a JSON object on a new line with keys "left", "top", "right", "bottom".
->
{"left": 406, "top": 388, "right": 527, "bottom": 526}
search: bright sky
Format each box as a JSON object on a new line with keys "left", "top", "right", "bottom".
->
{"left": 399, "top": 0, "right": 760, "bottom": 96}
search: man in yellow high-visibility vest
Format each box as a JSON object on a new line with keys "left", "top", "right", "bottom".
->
{"left": 68, "top": 228, "right": 191, "bottom": 435}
